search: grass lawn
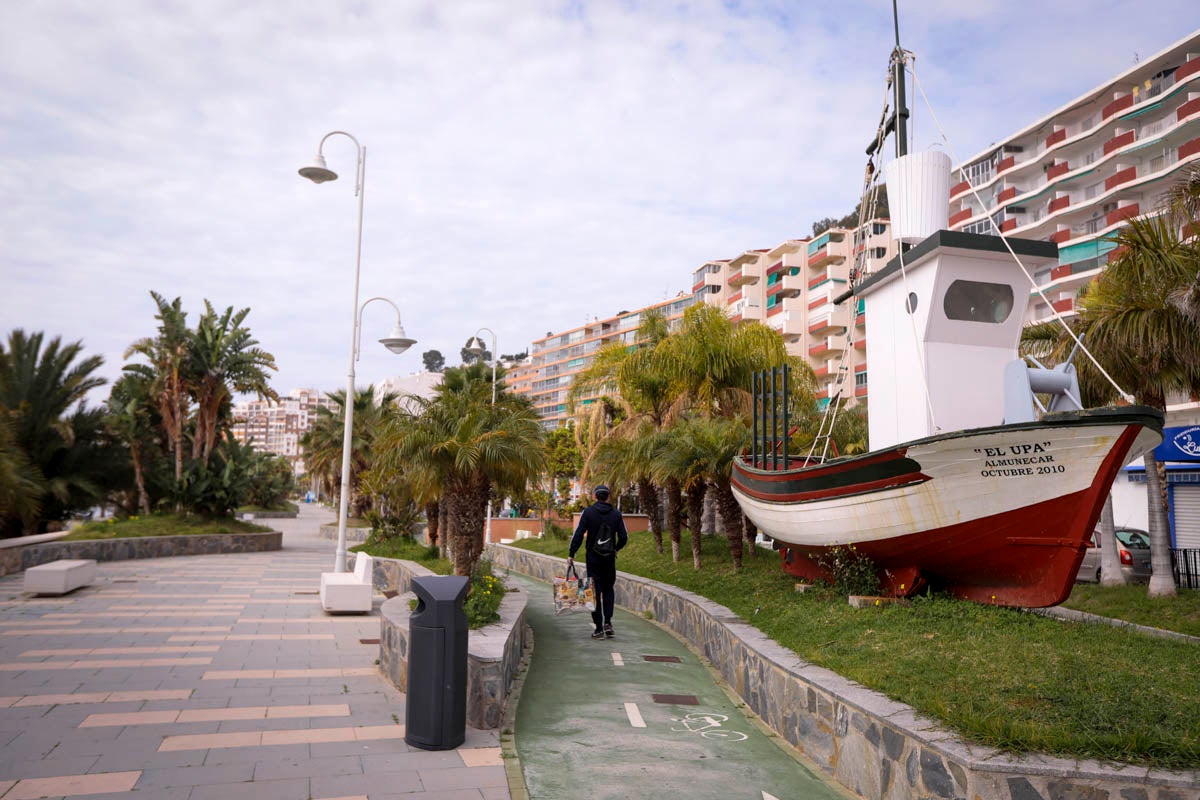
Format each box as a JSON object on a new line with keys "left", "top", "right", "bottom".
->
{"left": 237, "top": 501, "right": 299, "bottom": 514}
{"left": 514, "top": 531, "right": 1199, "bottom": 770}
{"left": 1063, "top": 583, "right": 1200, "bottom": 638}
{"left": 64, "top": 514, "right": 272, "bottom": 540}
{"left": 351, "top": 537, "right": 452, "bottom": 575}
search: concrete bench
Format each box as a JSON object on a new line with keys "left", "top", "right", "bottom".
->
{"left": 319, "top": 553, "right": 374, "bottom": 613}
{"left": 24, "top": 559, "right": 97, "bottom": 595}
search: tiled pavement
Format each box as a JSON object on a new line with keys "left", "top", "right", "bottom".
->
{"left": 0, "top": 505, "right": 508, "bottom": 800}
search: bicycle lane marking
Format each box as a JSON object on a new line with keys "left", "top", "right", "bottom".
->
{"left": 507, "top": 570, "right": 852, "bottom": 800}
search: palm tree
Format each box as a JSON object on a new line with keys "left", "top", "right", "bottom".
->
{"left": 1024, "top": 214, "right": 1200, "bottom": 597}
{"left": 105, "top": 374, "right": 158, "bottom": 515}
{"left": 300, "top": 386, "right": 398, "bottom": 517}
{"left": 652, "top": 420, "right": 715, "bottom": 570}
{"left": 0, "top": 330, "right": 110, "bottom": 535}
{"left": 125, "top": 292, "right": 192, "bottom": 484}
{"left": 570, "top": 309, "right": 676, "bottom": 548}
{"left": 658, "top": 416, "right": 752, "bottom": 569}
{"left": 0, "top": 413, "right": 43, "bottom": 531}
{"left": 376, "top": 364, "right": 544, "bottom": 576}
{"left": 657, "top": 304, "right": 803, "bottom": 420}
{"left": 189, "top": 301, "right": 278, "bottom": 465}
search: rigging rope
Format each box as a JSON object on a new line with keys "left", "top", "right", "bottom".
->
{"left": 908, "top": 66, "right": 1135, "bottom": 404}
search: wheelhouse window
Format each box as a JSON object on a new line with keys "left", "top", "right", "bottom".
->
{"left": 943, "top": 280, "right": 1014, "bottom": 323}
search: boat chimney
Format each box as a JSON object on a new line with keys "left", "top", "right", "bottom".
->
{"left": 884, "top": 151, "right": 951, "bottom": 244}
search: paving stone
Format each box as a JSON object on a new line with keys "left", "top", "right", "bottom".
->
{"left": 134, "top": 762, "right": 255, "bottom": 788}
{"left": 418, "top": 765, "right": 507, "bottom": 791}
{"left": 251, "top": 754, "right": 365, "bottom": 780}
{"left": 188, "top": 777, "right": 311, "bottom": 800}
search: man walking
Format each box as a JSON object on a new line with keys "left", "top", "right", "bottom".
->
{"left": 568, "top": 485, "right": 628, "bottom": 640}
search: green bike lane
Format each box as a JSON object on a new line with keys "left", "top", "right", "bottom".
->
{"left": 507, "top": 571, "right": 853, "bottom": 800}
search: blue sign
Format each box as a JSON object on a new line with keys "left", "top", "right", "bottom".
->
{"left": 1154, "top": 426, "right": 1200, "bottom": 463}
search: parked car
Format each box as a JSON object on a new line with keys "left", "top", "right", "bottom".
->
{"left": 1075, "top": 527, "right": 1152, "bottom": 583}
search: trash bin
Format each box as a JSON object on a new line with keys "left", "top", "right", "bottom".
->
{"left": 405, "top": 575, "right": 470, "bottom": 750}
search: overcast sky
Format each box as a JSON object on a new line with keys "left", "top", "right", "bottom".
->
{"left": 3, "top": 1, "right": 1198, "bottom": 403}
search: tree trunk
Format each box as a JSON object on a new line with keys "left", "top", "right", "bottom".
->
{"left": 665, "top": 478, "right": 683, "bottom": 562}
{"left": 131, "top": 444, "right": 151, "bottom": 516}
{"left": 1144, "top": 449, "right": 1177, "bottom": 597}
{"left": 742, "top": 512, "right": 757, "bottom": 558}
{"left": 1098, "top": 493, "right": 1125, "bottom": 586}
{"left": 714, "top": 479, "right": 744, "bottom": 571}
{"left": 702, "top": 491, "right": 718, "bottom": 536}
{"left": 425, "top": 500, "right": 440, "bottom": 547}
{"left": 438, "top": 499, "right": 451, "bottom": 560}
{"left": 445, "top": 477, "right": 488, "bottom": 577}
{"left": 686, "top": 482, "right": 705, "bottom": 570}
{"left": 637, "top": 477, "right": 663, "bottom": 554}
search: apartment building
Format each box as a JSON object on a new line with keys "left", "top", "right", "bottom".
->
{"left": 947, "top": 31, "right": 1200, "bottom": 323}
{"left": 231, "top": 388, "right": 338, "bottom": 475}
{"left": 693, "top": 221, "right": 895, "bottom": 408}
{"left": 514, "top": 293, "right": 698, "bottom": 429}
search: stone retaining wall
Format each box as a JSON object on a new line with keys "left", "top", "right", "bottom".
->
{"left": 318, "top": 524, "right": 372, "bottom": 544}
{"left": 244, "top": 509, "right": 298, "bottom": 519}
{"left": 1, "top": 532, "right": 283, "bottom": 576}
{"left": 486, "top": 543, "right": 1198, "bottom": 800}
{"left": 373, "top": 556, "right": 529, "bottom": 730}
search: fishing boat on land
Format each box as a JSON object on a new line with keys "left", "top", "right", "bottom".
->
{"left": 729, "top": 24, "right": 1164, "bottom": 608}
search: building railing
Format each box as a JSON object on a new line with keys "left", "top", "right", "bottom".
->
{"left": 1172, "top": 548, "right": 1200, "bottom": 590}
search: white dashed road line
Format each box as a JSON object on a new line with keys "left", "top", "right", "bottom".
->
{"left": 623, "top": 702, "right": 645, "bottom": 728}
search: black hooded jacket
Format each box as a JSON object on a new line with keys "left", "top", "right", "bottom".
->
{"left": 568, "top": 500, "right": 629, "bottom": 560}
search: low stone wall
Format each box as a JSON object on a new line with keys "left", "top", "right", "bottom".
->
{"left": 318, "top": 523, "right": 372, "bottom": 544}
{"left": 486, "top": 544, "right": 1198, "bottom": 800}
{"left": 4, "top": 532, "right": 282, "bottom": 575}
{"left": 244, "top": 509, "right": 297, "bottom": 519}
{"left": 374, "top": 556, "right": 529, "bottom": 730}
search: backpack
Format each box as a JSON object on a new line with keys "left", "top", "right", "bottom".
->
{"left": 591, "top": 511, "right": 617, "bottom": 558}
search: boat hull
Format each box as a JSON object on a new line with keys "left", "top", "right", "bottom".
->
{"left": 731, "top": 406, "right": 1163, "bottom": 607}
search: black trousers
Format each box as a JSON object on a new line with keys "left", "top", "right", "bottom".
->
{"left": 586, "top": 556, "right": 616, "bottom": 629}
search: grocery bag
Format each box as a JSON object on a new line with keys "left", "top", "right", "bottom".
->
{"left": 553, "top": 562, "right": 596, "bottom": 615}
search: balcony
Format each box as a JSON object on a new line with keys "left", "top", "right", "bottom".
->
{"left": 855, "top": 385, "right": 868, "bottom": 398}
{"left": 808, "top": 307, "right": 850, "bottom": 335}
{"left": 1051, "top": 297, "right": 1075, "bottom": 314}
{"left": 949, "top": 207, "right": 974, "bottom": 227}
{"left": 780, "top": 271, "right": 805, "bottom": 298}
{"left": 1103, "top": 130, "right": 1135, "bottom": 156}
{"left": 996, "top": 156, "right": 1016, "bottom": 174}
{"left": 1105, "top": 166, "right": 1136, "bottom": 192}
{"left": 1180, "top": 136, "right": 1200, "bottom": 161}
{"left": 1106, "top": 203, "right": 1139, "bottom": 227}
{"left": 1178, "top": 56, "right": 1200, "bottom": 82}
{"left": 854, "top": 339, "right": 866, "bottom": 352}
{"left": 1046, "top": 162, "right": 1070, "bottom": 180}
{"left": 1177, "top": 96, "right": 1200, "bottom": 123}
{"left": 808, "top": 236, "right": 849, "bottom": 269}
{"left": 728, "top": 260, "right": 762, "bottom": 286}
{"left": 1000, "top": 219, "right": 1017, "bottom": 233}
{"left": 1045, "top": 128, "right": 1067, "bottom": 149}
{"left": 1102, "top": 93, "right": 1134, "bottom": 120}
{"left": 950, "top": 179, "right": 971, "bottom": 199}
{"left": 997, "top": 186, "right": 1017, "bottom": 203}
{"left": 780, "top": 314, "right": 805, "bottom": 337}
{"left": 808, "top": 336, "right": 845, "bottom": 357}
{"left": 1048, "top": 196, "right": 1071, "bottom": 213}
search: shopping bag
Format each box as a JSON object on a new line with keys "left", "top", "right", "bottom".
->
{"left": 553, "top": 562, "right": 596, "bottom": 615}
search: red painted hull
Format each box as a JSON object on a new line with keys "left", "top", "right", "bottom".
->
{"left": 734, "top": 407, "right": 1164, "bottom": 607}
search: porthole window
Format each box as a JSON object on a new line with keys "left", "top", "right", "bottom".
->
{"left": 943, "top": 280, "right": 1013, "bottom": 323}
{"left": 905, "top": 292, "right": 918, "bottom": 314}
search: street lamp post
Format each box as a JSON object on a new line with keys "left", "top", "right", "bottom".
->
{"left": 299, "top": 131, "right": 415, "bottom": 573}
{"left": 466, "top": 328, "right": 498, "bottom": 540}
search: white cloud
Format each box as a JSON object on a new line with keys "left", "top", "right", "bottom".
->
{"left": 1, "top": 0, "right": 1196, "bottom": 399}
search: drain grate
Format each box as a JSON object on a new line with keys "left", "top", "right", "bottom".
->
{"left": 294, "top": 591, "right": 319, "bottom": 595}
{"left": 651, "top": 694, "right": 698, "bottom": 705}
{"left": 112, "top": 579, "right": 137, "bottom": 584}
{"left": 643, "top": 655, "right": 682, "bottom": 663}
{"left": 359, "top": 638, "right": 381, "bottom": 645}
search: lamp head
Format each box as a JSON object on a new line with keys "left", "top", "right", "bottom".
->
{"left": 298, "top": 153, "right": 338, "bottom": 184}
{"left": 380, "top": 323, "right": 415, "bottom": 355}
{"left": 464, "top": 336, "right": 486, "bottom": 359}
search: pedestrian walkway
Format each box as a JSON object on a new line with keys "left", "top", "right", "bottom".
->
{"left": 0, "top": 504, "right": 506, "bottom": 800}
{"left": 507, "top": 572, "right": 851, "bottom": 800}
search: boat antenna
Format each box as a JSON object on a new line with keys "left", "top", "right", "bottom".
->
{"left": 868, "top": 0, "right": 910, "bottom": 160}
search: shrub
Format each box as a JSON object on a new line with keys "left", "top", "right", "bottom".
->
{"left": 816, "top": 545, "right": 881, "bottom": 597}
{"left": 463, "top": 559, "right": 505, "bottom": 628}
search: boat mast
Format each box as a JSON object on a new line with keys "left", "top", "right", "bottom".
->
{"left": 866, "top": 0, "right": 909, "bottom": 160}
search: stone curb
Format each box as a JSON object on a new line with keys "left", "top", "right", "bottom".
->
{"left": 486, "top": 543, "right": 1200, "bottom": 800}
{"left": 1033, "top": 605, "right": 1200, "bottom": 644}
